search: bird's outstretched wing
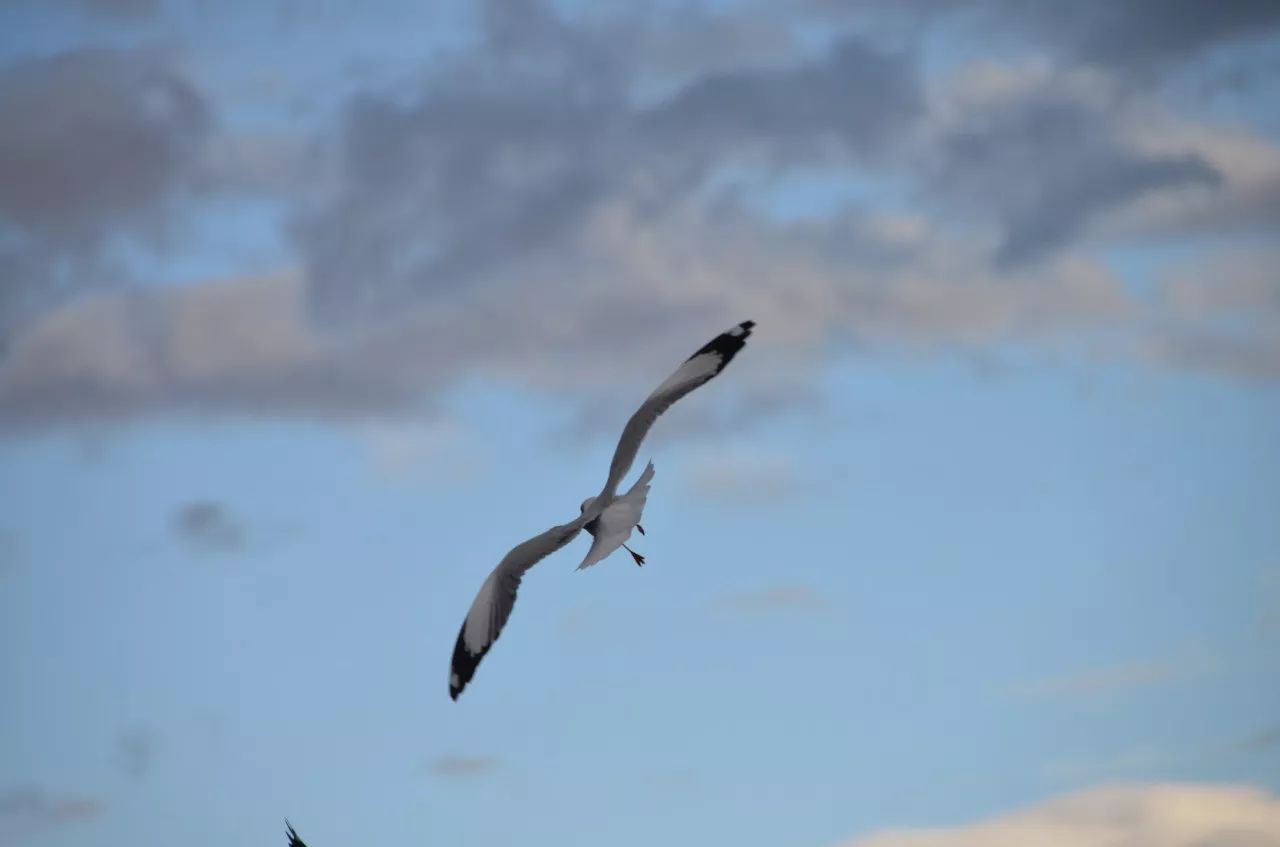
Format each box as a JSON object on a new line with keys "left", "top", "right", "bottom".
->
{"left": 449, "top": 513, "right": 591, "bottom": 700}
{"left": 285, "top": 820, "right": 308, "bottom": 847}
{"left": 595, "top": 320, "right": 754, "bottom": 504}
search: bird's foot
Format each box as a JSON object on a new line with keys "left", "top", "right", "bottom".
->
{"left": 623, "top": 543, "right": 645, "bottom": 567}
{"left": 635, "top": 523, "right": 645, "bottom": 535}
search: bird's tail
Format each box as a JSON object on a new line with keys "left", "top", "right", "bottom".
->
{"left": 628, "top": 460, "right": 655, "bottom": 497}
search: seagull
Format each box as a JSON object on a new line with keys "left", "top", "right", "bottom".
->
{"left": 448, "top": 320, "right": 756, "bottom": 700}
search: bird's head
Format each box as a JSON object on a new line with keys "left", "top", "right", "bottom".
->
{"left": 579, "top": 496, "right": 597, "bottom": 515}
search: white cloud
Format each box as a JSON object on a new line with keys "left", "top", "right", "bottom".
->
{"left": 840, "top": 783, "right": 1280, "bottom": 847}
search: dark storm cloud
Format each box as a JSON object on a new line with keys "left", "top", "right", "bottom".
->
{"left": 929, "top": 84, "right": 1221, "bottom": 265}
{"left": 172, "top": 501, "right": 245, "bottom": 553}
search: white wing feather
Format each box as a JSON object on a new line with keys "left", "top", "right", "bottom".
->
{"left": 448, "top": 512, "right": 590, "bottom": 699}
{"left": 594, "top": 320, "right": 754, "bottom": 505}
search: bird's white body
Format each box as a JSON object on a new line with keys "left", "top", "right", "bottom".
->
{"left": 578, "top": 461, "right": 654, "bottom": 570}
{"left": 447, "top": 320, "right": 756, "bottom": 700}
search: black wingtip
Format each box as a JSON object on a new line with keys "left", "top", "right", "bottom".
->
{"left": 684, "top": 319, "right": 756, "bottom": 365}
{"left": 449, "top": 620, "right": 488, "bottom": 702}
{"left": 285, "top": 820, "right": 307, "bottom": 847}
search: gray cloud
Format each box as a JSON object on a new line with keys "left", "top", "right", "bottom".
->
{"left": 0, "top": 274, "right": 428, "bottom": 428}
{"left": 0, "top": 786, "right": 104, "bottom": 835}
{"left": 428, "top": 755, "right": 501, "bottom": 779}
{"left": 643, "top": 35, "right": 919, "bottom": 161}
{"left": 1143, "top": 332, "right": 1280, "bottom": 381}
{"left": 295, "top": 14, "right": 920, "bottom": 325}
{"left": 66, "top": 0, "right": 160, "bottom": 20}
{"left": 0, "top": 46, "right": 208, "bottom": 238}
{"left": 1229, "top": 727, "right": 1280, "bottom": 755}
{"left": 813, "top": 0, "right": 1280, "bottom": 77}
{"left": 926, "top": 77, "right": 1221, "bottom": 265}
{"left": 1004, "top": 0, "right": 1280, "bottom": 75}
{"left": 0, "top": 46, "right": 211, "bottom": 340}
{"left": 721, "top": 585, "right": 825, "bottom": 616}
{"left": 172, "top": 500, "right": 245, "bottom": 553}
{"left": 0, "top": 2, "right": 1277, "bottom": 430}
{"left": 0, "top": 204, "right": 1138, "bottom": 427}
{"left": 1143, "top": 246, "right": 1280, "bottom": 380}
{"left": 113, "top": 727, "right": 156, "bottom": 781}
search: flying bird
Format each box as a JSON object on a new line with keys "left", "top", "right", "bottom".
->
{"left": 448, "top": 320, "right": 755, "bottom": 700}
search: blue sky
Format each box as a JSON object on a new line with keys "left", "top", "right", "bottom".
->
{"left": 1, "top": 2, "right": 1278, "bottom": 846}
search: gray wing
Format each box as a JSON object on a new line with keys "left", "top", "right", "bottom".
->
{"left": 448, "top": 513, "right": 589, "bottom": 700}
{"left": 595, "top": 320, "right": 755, "bottom": 503}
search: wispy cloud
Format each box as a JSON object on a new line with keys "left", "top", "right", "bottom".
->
{"left": 684, "top": 451, "right": 799, "bottom": 503}
{"left": 0, "top": 786, "right": 104, "bottom": 837}
{"left": 840, "top": 782, "right": 1280, "bottom": 847}
{"left": 1228, "top": 727, "right": 1280, "bottom": 756}
{"left": 427, "top": 755, "right": 501, "bottom": 779}
{"left": 113, "top": 727, "right": 156, "bottom": 781}
{"left": 1049, "top": 725, "right": 1280, "bottom": 784}
{"left": 1046, "top": 746, "right": 1181, "bottom": 784}
{"left": 171, "top": 500, "right": 246, "bottom": 554}
{"left": 1005, "top": 649, "right": 1217, "bottom": 702}
{"left": 720, "top": 585, "right": 825, "bottom": 617}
